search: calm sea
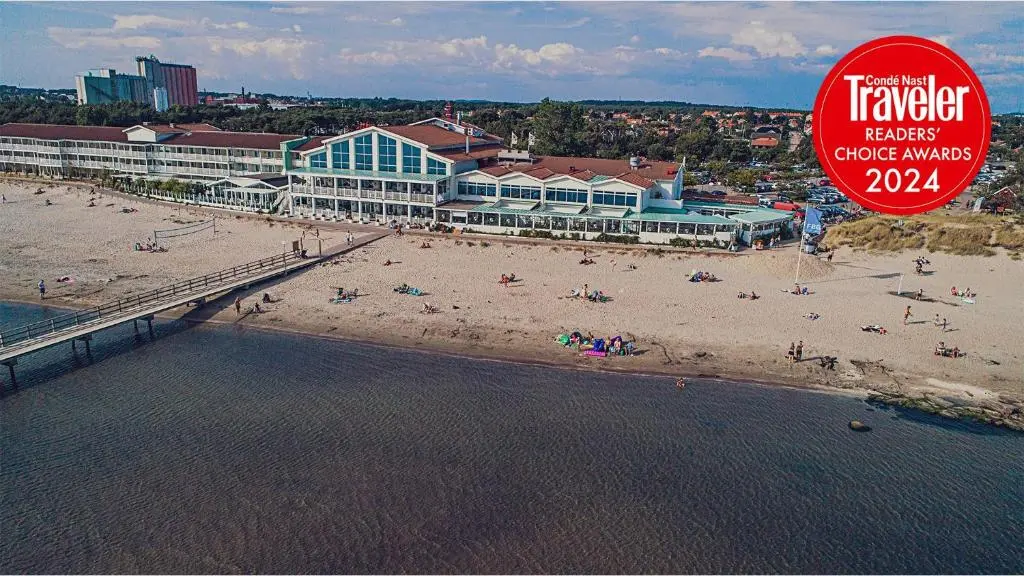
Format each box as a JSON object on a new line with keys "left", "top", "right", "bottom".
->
{"left": 1, "top": 302, "right": 1021, "bottom": 574}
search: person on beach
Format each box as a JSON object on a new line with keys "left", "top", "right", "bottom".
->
{"left": 346, "top": 232, "right": 353, "bottom": 245}
{"left": 934, "top": 314, "right": 941, "bottom": 327}
{"left": 904, "top": 305, "right": 913, "bottom": 325}
{"left": 787, "top": 342, "right": 795, "bottom": 362}
{"left": 942, "top": 318, "right": 948, "bottom": 332}
{"left": 2, "top": 194, "right": 6, "bottom": 204}
{"left": 795, "top": 341, "right": 803, "bottom": 362}
{"left": 827, "top": 251, "right": 834, "bottom": 262}
{"left": 38, "top": 279, "right": 46, "bottom": 299}
{"left": 234, "top": 297, "right": 242, "bottom": 315}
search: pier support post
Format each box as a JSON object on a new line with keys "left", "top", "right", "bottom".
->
{"left": 2, "top": 359, "right": 17, "bottom": 388}
{"left": 74, "top": 335, "right": 92, "bottom": 357}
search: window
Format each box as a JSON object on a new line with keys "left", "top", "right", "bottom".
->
{"left": 402, "top": 143, "right": 421, "bottom": 173}
{"left": 309, "top": 151, "right": 327, "bottom": 169}
{"left": 427, "top": 158, "right": 447, "bottom": 175}
{"left": 545, "top": 187, "right": 588, "bottom": 203}
{"left": 355, "top": 134, "right": 373, "bottom": 171}
{"left": 331, "top": 142, "right": 349, "bottom": 169}
{"left": 458, "top": 181, "right": 497, "bottom": 197}
{"left": 592, "top": 191, "right": 638, "bottom": 207}
{"left": 500, "top": 184, "right": 542, "bottom": 200}
{"left": 378, "top": 135, "right": 397, "bottom": 172}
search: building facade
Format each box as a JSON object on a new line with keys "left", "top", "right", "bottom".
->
{"left": 136, "top": 56, "right": 199, "bottom": 107}
{"left": 0, "top": 118, "right": 794, "bottom": 245}
{"left": 75, "top": 69, "right": 149, "bottom": 105}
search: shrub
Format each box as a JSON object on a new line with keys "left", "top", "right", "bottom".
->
{"left": 595, "top": 233, "right": 640, "bottom": 244}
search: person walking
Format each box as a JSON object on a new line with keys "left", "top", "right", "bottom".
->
{"left": 787, "top": 342, "right": 795, "bottom": 363}
{"left": 38, "top": 279, "right": 46, "bottom": 299}
{"left": 904, "top": 305, "right": 913, "bottom": 325}
{"left": 795, "top": 341, "right": 804, "bottom": 362}
{"left": 346, "top": 232, "right": 353, "bottom": 246}
{"left": 827, "top": 251, "right": 834, "bottom": 262}
{"left": 234, "top": 296, "right": 242, "bottom": 315}
{"left": 942, "top": 318, "right": 948, "bottom": 332}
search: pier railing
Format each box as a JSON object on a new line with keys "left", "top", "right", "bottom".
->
{"left": 0, "top": 251, "right": 302, "bottom": 349}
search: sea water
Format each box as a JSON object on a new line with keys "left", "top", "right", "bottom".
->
{"left": 1, "top": 302, "right": 1021, "bottom": 573}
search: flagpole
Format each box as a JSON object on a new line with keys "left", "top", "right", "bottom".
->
{"left": 794, "top": 214, "right": 807, "bottom": 285}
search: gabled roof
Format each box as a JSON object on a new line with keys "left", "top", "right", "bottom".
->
{"left": 0, "top": 123, "right": 130, "bottom": 142}
{"left": 386, "top": 124, "right": 497, "bottom": 149}
{"left": 295, "top": 137, "right": 328, "bottom": 152}
{"left": 0, "top": 123, "right": 298, "bottom": 150}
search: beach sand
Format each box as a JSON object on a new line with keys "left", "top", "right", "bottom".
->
{"left": 2, "top": 179, "right": 1022, "bottom": 412}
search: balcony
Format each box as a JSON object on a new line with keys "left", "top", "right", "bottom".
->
{"left": 383, "top": 191, "right": 411, "bottom": 202}
{"left": 410, "top": 193, "right": 435, "bottom": 204}
{"left": 359, "top": 189, "right": 384, "bottom": 200}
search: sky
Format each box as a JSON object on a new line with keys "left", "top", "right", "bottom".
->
{"left": 2, "top": 1, "right": 1022, "bottom": 112}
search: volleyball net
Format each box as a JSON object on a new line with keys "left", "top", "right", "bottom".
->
{"left": 154, "top": 218, "right": 216, "bottom": 243}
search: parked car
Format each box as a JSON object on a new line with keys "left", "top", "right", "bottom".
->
{"left": 709, "top": 189, "right": 727, "bottom": 196}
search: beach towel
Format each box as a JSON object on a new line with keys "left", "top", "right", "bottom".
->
{"left": 593, "top": 338, "right": 606, "bottom": 352}
{"left": 585, "top": 350, "right": 607, "bottom": 357}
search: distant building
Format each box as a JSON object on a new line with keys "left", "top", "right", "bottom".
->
{"left": 75, "top": 69, "right": 149, "bottom": 105}
{"left": 74, "top": 55, "right": 199, "bottom": 109}
{"left": 152, "top": 87, "right": 169, "bottom": 112}
{"left": 136, "top": 56, "right": 199, "bottom": 107}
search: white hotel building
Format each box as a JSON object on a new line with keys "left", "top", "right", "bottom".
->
{"left": 0, "top": 117, "right": 793, "bottom": 245}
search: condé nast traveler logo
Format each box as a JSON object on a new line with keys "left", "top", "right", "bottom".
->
{"left": 813, "top": 36, "right": 991, "bottom": 216}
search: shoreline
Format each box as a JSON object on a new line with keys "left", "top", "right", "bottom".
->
{"left": 6, "top": 296, "right": 1021, "bottom": 432}
{"left": 2, "top": 179, "right": 1022, "bottom": 431}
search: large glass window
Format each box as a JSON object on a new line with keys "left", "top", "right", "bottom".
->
{"left": 500, "top": 184, "right": 542, "bottom": 200}
{"left": 354, "top": 134, "right": 373, "bottom": 171}
{"left": 378, "top": 136, "right": 397, "bottom": 173}
{"left": 402, "top": 143, "right": 421, "bottom": 174}
{"left": 592, "top": 190, "right": 638, "bottom": 207}
{"left": 458, "top": 181, "right": 497, "bottom": 197}
{"left": 545, "top": 187, "right": 588, "bottom": 203}
{"left": 427, "top": 158, "right": 447, "bottom": 175}
{"left": 309, "top": 151, "right": 327, "bottom": 169}
{"left": 331, "top": 142, "right": 349, "bottom": 169}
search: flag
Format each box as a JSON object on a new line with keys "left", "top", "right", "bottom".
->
{"left": 804, "top": 207, "right": 824, "bottom": 235}
{"left": 511, "top": 132, "right": 519, "bottom": 147}
{"left": 527, "top": 132, "right": 536, "bottom": 146}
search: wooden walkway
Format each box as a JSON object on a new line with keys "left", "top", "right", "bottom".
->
{"left": 0, "top": 231, "right": 388, "bottom": 384}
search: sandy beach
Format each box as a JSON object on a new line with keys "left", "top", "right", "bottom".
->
{"left": 2, "top": 179, "right": 1022, "bottom": 419}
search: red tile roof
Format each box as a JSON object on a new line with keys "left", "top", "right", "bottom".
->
{"left": 436, "top": 145, "right": 503, "bottom": 161}
{"left": 0, "top": 123, "right": 301, "bottom": 150}
{"left": 385, "top": 125, "right": 496, "bottom": 149}
{"left": 751, "top": 137, "right": 780, "bottom": 147}
{"left": 480, "top": 166, "right": 513, "bottom": 177}
{"left": 0, "top": 123, "right": 130, "bottom": 142}
{"left": 613, "top": 172, "right": 656, "bottom": 188}
{"left": 294, "top": 136, "right": 328, "bottom": 152}
{"left": 518, "top": 155, "right": 679, "bottom": 182}
{"left": 175, "top": 123, "right": 221, "bottom": 132}
{"left": 166, "top": 131, "right": 301, "bottom": 150}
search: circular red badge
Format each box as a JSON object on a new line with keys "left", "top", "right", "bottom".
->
{"left": 813, "top": 36, "right": 991, "bottom": 215}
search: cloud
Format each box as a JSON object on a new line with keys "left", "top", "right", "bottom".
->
{"left": 112, "top": 14, "right": 190, "bottom": 30}
{"left": 653, "top": 47, "right": 685, "bottom": 59}
{"left": 697, "top": 46, "right": 755, "bottom": 62}
{"left": 493, "top": 42, "right": 586, "bottom": 73}
{"left": 630, "top": 35, "right": 641, "bottom": 44}
{"left": 48, "top": 27, "right": 162, "bottom": 50}
{"left": 928, "top": 35, "right": 952, "bottom": 47}
{"left": 339, "top": 36, "right": 492, "bottom": 67}
{"left": 814, "top": 44, "right": 838, "bottom": 56}
{"left": 389, "top": 17, "right": 405, "bottom": 26}
{"left": 972, "top": 44, "right": 1024, "bottom": 66}
{"left": 730, "top": 21, "right": 806, "bottom": 58}
{"left": 269, "top": 6, "right": 323, "bottom": 15}
{"left": 201, "top": 18, "right": 251, "bottom": 31}
{"left": 557, "top": 17, "right": 592, "bottom": 29}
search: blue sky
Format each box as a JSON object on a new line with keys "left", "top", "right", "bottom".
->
{"left": 2, "top": 1, "right": 1022, "bottom": 112}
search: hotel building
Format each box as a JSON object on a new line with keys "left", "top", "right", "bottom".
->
{"left": 0, "top": 117, "right": 793, "bottom": 245}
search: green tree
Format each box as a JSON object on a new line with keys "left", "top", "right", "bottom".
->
{"left": 531, "top": 98, "right": 587, "bottom": 156}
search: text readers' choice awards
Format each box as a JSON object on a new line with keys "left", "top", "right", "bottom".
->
{"left": 813, "top": 36, "right": 991, "bottom": 216}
